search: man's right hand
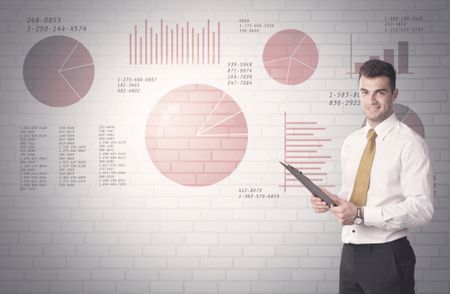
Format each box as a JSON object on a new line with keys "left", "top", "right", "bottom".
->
{"left": 310, "top": 188, "right": 335, "bottom": 213}
{"left": 310, "top": 195, "right": 330, "bottom": 213}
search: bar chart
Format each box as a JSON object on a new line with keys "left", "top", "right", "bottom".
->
{"left": 349, "top": 34, "right": 412, "bottom": 77}
{"left": 281, "top": 112, "right": 334, "bottom": 192}
{"left": 128, "top": 19, "right": 221, "bottom": 65}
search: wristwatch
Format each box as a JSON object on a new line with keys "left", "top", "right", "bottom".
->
{"left": 354, "top": 207, "right": 364, "bottom": 225}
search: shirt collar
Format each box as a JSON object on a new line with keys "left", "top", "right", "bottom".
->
{"left": 363, "top": 112, "right": 398, "bottom": 141}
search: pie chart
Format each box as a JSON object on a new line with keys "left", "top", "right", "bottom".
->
{"left": 361, "top": 103, "right": 425, "bottom": 138}
{"left": 263, "top": 29, "right": 319, "bottom": 85}
{"left": 23, "top": 35, "right": 95, "bottom": 107}
{"left": 145, "top": 84, "right": 248, "bottom": 186}
{"left": 394, "top": 103, "right": 425, "bottom": 138}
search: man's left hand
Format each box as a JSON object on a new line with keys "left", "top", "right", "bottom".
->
{"left": 329, "top": 195, "right": 358, "bottom": 225}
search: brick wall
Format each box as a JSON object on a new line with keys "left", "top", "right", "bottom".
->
{"left": 0, "top": 0, "right": 449, "bottom": 293}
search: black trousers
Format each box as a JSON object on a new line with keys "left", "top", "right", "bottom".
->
{"left": 339, "top": 237, "right": 416, "bottom": 294}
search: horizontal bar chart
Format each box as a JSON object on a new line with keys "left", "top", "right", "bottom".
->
{"left": 281, "top": 112, "right": 334, "bottom": 192}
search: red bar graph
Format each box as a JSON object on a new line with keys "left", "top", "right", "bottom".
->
{"left": 129, "top": 19, "right": 221, "bottom": 65}
{"left": 281, "top": 112, "right": 334, "bottom": 192}
{"left": 348, "top": 34, "right": 413, "bottom": 77}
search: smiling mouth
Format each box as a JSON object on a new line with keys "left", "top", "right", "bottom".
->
{"left": 366, "top": 105, "right": 380, "bottom": 112}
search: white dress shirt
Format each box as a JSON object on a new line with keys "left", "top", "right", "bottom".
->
{"left": 339, "top": 112, "right": 434, "bottom": 244}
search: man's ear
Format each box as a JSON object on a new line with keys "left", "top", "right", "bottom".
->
{"left": 392, "top": 88, "right": 399, "bottom": 101}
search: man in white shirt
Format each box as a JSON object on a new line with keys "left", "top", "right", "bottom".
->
{"left": 311, "top": 59, "right": 433, "bottom": 294}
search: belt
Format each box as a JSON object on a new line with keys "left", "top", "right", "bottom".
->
{"left": 344, "top": 237, "right": 409, "bottom": 250}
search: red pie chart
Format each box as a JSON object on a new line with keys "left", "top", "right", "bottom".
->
{"left": 263, "top": 29, "right": 319, "bottom": 85}
{"left": 23, "top": 35, "right": 95, "bottom": 107}
{"left": 145, "top": 84, "right": 248, "bottom": 186}
{"left": 394, "top": 103, "right": 425, "bottom": 138}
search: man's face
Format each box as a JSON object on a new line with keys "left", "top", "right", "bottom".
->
{"left": 359, "top": 75, "right": 398, "bottom": 127}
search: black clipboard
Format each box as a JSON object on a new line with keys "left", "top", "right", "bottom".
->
{"left": 280, "top": 161, "right": 337, "bottom": 207}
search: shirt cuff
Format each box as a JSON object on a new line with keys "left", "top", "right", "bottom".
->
{"left": 363, "top": 206, "right": 383, "bottom": 227}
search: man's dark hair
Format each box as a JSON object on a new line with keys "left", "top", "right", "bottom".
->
{"left": 359, "top": 59, "right": 396, "bottom": 91}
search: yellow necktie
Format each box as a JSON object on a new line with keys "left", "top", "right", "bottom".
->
{"left": 350, "top": 129, "right": 377, "bottom": 207}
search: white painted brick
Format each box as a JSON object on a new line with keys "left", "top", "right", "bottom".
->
{"left": 34, "top": 257, "right": 66, "bottom": 268}
{"left": 233, "top": 210, "right": 265, "bottom": 220}
{"left": 226, "top": 269, "right": 259, "bottom": 280}
{"left": 177, "top": 245, "right": 209, "bottom": 257}
{"left": 118, "top": 234, "right": 150, "bottom": 245}
{"left": 52, "top": 233, "right": 84, "bottom": 245}
{"left": 424, "top": 269, "right": 450, "bottom": 281}
{"left": 251, "top": 282, "right": 283, "bottom": 293}
{"left": 150, "top": 233, "right": 184, "bottom": 245}
{"left": 243, "top": 246, "right": 275, "bottom": 257}
{"left": 308, "top": 245, "right": 341, "bottom": 257}
{"left": 84, "top": 281, "right": 116, "bottom": 292}
{"left": 0, "top": 232, "right": 18, "bottom": 244}
{"left": 417, "top": 282, "right": 450, "bottom": 293}
{"left": 218, "top": 281, "right": 251, "bottom": 293}
{"left": 150, "top": 281, "right": 183, "bottom": 293}
{"left": 300, "top": 257, "right": 332, "bottom": 268}
{"left": 167, "top": 256, "right": 200, "bottom": 268}
{"left": 17, "top": 281, "right": 49, "bottom": 293}
{"left": 117, "top": 281, "right": 150, "bottom": 292}
{"left": 259, "top": 269, "right": 291, "bottom": 281}
{"left": 266, "top": 257, "right": 298, "bottom": 268}
{"left": 86, "top": 233, "right": 117, "bottom": 245}
{"left": 159, "top": 269, "right": 192, "bottom": 281}
{"left": 66, "top": 257, "right": 99, "bottom": 268}
{"left": 0, "top": 269, "right": 24, "bottom": 280}
{"left": 167, "top": 209, "right": 202, "bottom": 221}
{"left": 286, "top": 0, "right": 318, "bottom": 9}
{"left": 10, "top": 245, "right": 42, "bottom": 256}
{"left": 193, "top": 221, "right": 226, "bottom": 233}
{"left": 77, "top": 245, "right": 109, "bottom": 257}
{"left": 0, "top": 256, "right": 33, "bottom": 268}
{"left": 126, "top": 269, "right": 158, "bottom": 281}
{"left": 134, "top": 257, "right": 167, "bottom": 269}
{"left": 275, "top": 245, "right": 308, "bottom": 257}
{"left": 57, "top": 269, "right": 90, "bottom": 280}
{"left": 210, "top": 245, "right": 242, "bottom": 257}
{"left": 101, "top": 257, "right": 133, "bottom": 268}
{"left": 185, "top": 281, "right": 218, "bottom": 293}
{"left": 259, "top": 223, "right": 290, "bottom": 235}
{"left": 292, "top": 269, "right": 325, "bottom": 281}
{"left": 311, "top": 11, "right": 344, "bottom": 21}
{"left": 292, "top": 221, "right": 324, "bottom": 233}
{"left": 284, "top": 233, "right": 317, "bottom": 245}
{"left": 233, "top": 257, "right": 265, "bottom": 269}
{"left": 283, "top": 282, "right": 317, "bottom": 293}
{"left": 92, "top": 269, "right": 125, "bottom": 280}
{"left": 143, "top": 245, "right": 176, "bottom": 257}
{"left": 185, "top": 233, "right": 218, "bottom": 245}
{"left": 20, "top": 233, "right": 51, "bottom": 244}
{"left": 266, "top": 209, "right": 297, "bottom": 221}
{"left": 110, "top": 245, "right": 142, "bottom": 256}
{"left": 193, "top": 269, "right": 225, "bottom": 280}
{"left": 24, "top": 269, "right": 55, "bottom": 281}
{"left": 201, "top": 257, "right": 233, "bottom": 269}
